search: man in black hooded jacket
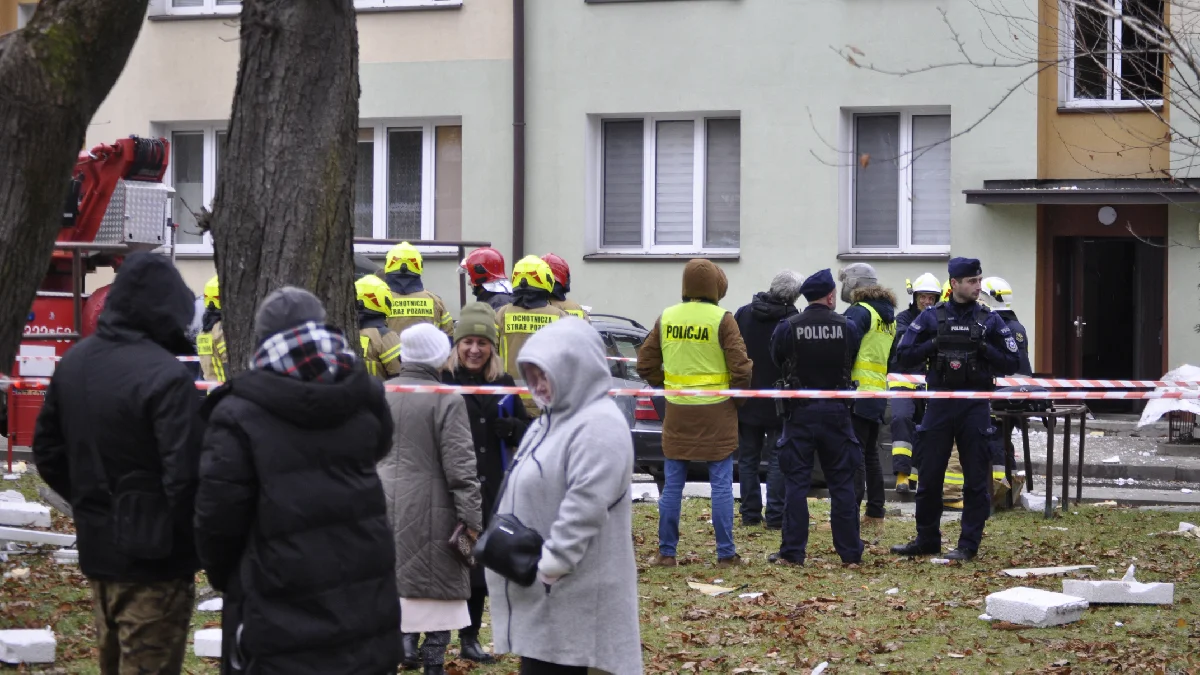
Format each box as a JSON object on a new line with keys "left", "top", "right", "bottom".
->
{"left": 733, "top": 271, "right": 801, "bottom": 529}
{"left": 34, "top": 252, "right": 203, "bottom": 675}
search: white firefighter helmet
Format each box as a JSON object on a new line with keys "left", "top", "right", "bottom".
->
{"left": 906, "top": 273, "right": 941, "bottom": 296}
{"left": 982, "top": 276, "right": 1013, "bottom": 309}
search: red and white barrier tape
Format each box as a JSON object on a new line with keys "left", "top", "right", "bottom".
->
{"left": 3, "top": 375, "right": 1199, "bottom": 400}
{"left": 887, "top": 373, "right": 1199, "bottom": 389}
{"left": 14, "top": 355, "right": 202, "bottom": 363}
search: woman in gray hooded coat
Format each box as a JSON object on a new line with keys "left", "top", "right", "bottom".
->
{"left": 485, "top": 318, "right": 642, "bottom": 675}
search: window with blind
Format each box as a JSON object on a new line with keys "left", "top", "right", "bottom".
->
{"left": 847, "top": 111, "right": 951, "bottom": 254}
{"left": 1061, "top": 0, "right": 1165, "bottom": 107}
{"left": 599, "top": 114, "right": 740, "bottom": 253}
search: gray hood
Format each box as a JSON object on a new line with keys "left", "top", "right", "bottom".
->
{"left": 516, "top": 317, "right": 609, "bottom": 417}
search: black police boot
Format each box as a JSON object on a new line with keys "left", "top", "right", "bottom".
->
{"left": 400, "top": 633, "right": 421, "bottom": 670}
{"left": 890, "top": 540, "right": 941, "bottom": 557}
{"left": 944, "top": 547, "right": 976, "bottom": 562}
{"left": 458, "top": 631, "right": 494, "bottom": 664}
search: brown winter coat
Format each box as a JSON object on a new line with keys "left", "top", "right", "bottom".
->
{"left": 378, "top": 363, "right": 483, "bottom": 601}
{"left": 637, "top": 260, "right": 752, "bottom": 462}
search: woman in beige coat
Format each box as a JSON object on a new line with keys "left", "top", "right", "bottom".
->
{"left": 378, "top": 323, "right": 483, "bottom": 675}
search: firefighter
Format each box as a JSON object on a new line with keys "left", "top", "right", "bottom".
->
{"left": 460, "top": 247, "right": 514, "bottom": 311}
{"left": 197, "top": 275, "right": 227, "bottom": 382}
{"left": 891, "top": 258, "right": 1020, "bottom": 561}
{"left": 983, "top": 276, "right": 1033, "bottom": 498}
{"left": 384, "top": 241, "right": 454, "bottom": 337}
{"left": 542, "top": 253, "right": 589, "bottom": 321}
{"left": 356, "top": 274, "right": 403, "bottom": 380}
{"left": 495, "top": 256, "right": 568, "bottom": 415}
{"left": 888, "top": 273, "right": 941, "bottom": 494}
{"left": 839, "top": 263, "right": 895, "bottom": 532}
{"left": 768, "top": 269, "right": 864, "bottom": 566}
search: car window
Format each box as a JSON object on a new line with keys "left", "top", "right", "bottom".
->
{"left": 610, "top": 333, "right": 644, "bottom": 382}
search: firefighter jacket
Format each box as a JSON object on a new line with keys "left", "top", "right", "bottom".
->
{"left": 197, "top": 322, "right": 227, "bottom": 382}
{"left": 496, "top": 303, "right": 568, "bottom": 415}
{"left": 549, "top": 297, "right": 590, "bottom": 322}
{"left": 359, "top": 325, "right": 402, "bottom": 380}
{"left": 385, "top": 290, "right": 454, "bottom": 338}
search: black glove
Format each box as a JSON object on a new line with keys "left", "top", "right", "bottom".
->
{"left": 494, "top": 417, "right": 523, "bottom": 440}
{"left": 977, "top": 339, "right": 990, "bottom": 357}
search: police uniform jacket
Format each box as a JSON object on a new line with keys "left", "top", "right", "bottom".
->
{"left": 996, "top": 309, "right": 1033, "bottom": 376}
{"left": 637, "top": 259, "right": 752, "bottom": 462}
{"left": 770, "top": 303, "right": 863, "bottom": 397}
{"left": 894, "top": 298, "right": 1020, "bottom": 389}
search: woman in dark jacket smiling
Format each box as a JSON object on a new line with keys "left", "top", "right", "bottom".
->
{"left": 442, "top": 302, "right": 530, "bottom": 663}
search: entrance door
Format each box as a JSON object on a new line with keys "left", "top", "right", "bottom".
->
{"left": 1053, "top": 236, "right": 1164, "bottom": 410}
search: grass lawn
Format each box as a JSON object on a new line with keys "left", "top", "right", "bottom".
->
{"left": 3, "top": 472, "right": 1198, "bottom": 674}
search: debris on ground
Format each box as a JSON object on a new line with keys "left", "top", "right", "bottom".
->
{"left": 0, "top": 491, "right": 25, "bottom": 503}
{"left": 930, "top": 558, "right": 951, "bottom": 565}
{"left": 0, "top": 526, "right": 76, "bottom": 547}
{"left": 631, "top": 483, "right": 660, "bottom": 503}
{"left": 810, "top": 662, "right": 829, "bottom": 675}
{"left": 3, "top": 567, "right": 30, "bottom": 580}
{"left": 0, "top": 628, "right": 56, "bottom": 664}
{"left": 1002, "top": 565, "right": 1097, "bottom": 578}
{"left": 1020, "top": 492, "right": 1059, "bottom": 511}
{"left": 738, "top": 592, "right": 763, "bottom": 599}
{"left": 1062, "top": 565, "right": 1175, "bottom": 605}
{"left": 193, "top": 629, "right": 222, "bottom": 658}
{"left": 1102, "top": 456, "right": 1121, "bottom": 464}
{"left": 51, "top": 549, "right": 77, "bottom": 565}
{"left": 885, "top": 587, "right": 899, "bottom": 595}
{"left": 0, "top": 502, "right": 52, "bottom": 528}
{"left": 1181, "top": 522, "right": 1197, "bottom": 532}
{"left": 687, "top": 581, "right": 738, "bottom": 596}
{"left": 985, "top": 587, "right": 1089, "bottom": 627}
{"left": 198, "top": 598, "right": 223, "bottom": 612}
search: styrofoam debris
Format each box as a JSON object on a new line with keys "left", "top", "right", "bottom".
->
{"left": 1042, "top": 526, "right": 1070, "bottom": 531}
{"left": 197, "top": 597, "right": 223, "bottom": 612}
{"left": 193, "top": 628, "right": 222, "bottom": 659}
{"left": 930, "top": 558, "right": 951, "bottom": 565}
{"left": 2, "top": 475, "right": 18, "bottom": 482}
{"left": 1114, "top": 621, "right": 1124, "bottom": 627}
{"left": 985, "top": 587, "right": 1088, "bottom": 627}
{"left": 1062, "top": 565, "right": 1174, "bottom": 605}
{"left": 1002, "top": 565, "right": 1097, "bottom": 578}
{"left": 3, "top": 568, "right": 30, "bottom": 580}
{"left": 51, "top": 549, "right": 77, "bottom": 565}
{"left": 885, "top": 588, "right": 899, "bottom": 595}
{"left": 1116, "top": 478, "right": 1138, "bottom": 486}
{"left": 1102, "top": 456, "right": 1121, "bottom": 464}
{"left": 0, "top": 628, "right": 56, "bottom": 664}
{"left": 0, "top": 491, "right": 26, "bottom": 503}
{"left": 979, "top": 613, "right": 993, "bottom": 621}
{"left": 811, "top": 663, "right": 829, "bottom": 675}
{"left": 1020, "top": 492, "right": 1059, "bottom": 511}
{"left": 738, "top": 592, "right": 764, "bottom": 599}
{"left": 1180, "top": 522, "right": 1197, "bottom": 532}
{"left": 631, "top": 483, "right": 660, "bottom": 503}
{"left": 0, "top": 503, "right": 51, "bottom": 528}
{"left": 1183, "top": 489, "right": 1194, "bottom": 494}
{"left": 0, "top": 527, "right": 75, "bottom": 547}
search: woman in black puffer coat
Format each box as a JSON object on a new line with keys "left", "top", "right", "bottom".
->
{"left": 194, "top": 288, "right": 400, "bottom": 675}
{"left": 441, "top": 302, "right": 530, "bottom": 663}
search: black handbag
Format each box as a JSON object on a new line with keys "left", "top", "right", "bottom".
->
{"left": 472, "top": 512, "right": 544, "bottom": 587}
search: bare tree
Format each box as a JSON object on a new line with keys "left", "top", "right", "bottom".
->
{"left": 0, "top": 0, "right": 151, "bottom": 373}
{"left": 208, "top": 0, "right": 360, "bottom": 372}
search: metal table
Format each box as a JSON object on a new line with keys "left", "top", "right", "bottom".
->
{"left": 993, "top": 404, "right": 1090, "bottom": 518}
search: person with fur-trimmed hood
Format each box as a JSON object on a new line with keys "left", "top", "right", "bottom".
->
{"left": 839, "top": 263, "right": 897, "bottom": 534}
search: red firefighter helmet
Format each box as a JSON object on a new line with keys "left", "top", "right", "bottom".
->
{"left": 459, "top": 247, "right": 508, "bottom": 286}
{"left": 541, "top": 253, "right": 570, "bottom": 289}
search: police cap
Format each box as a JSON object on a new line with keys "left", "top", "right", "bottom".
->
{"left": 948, "top": 257, "right": 982, "bottom": 280}
{"left": 800, "top": 268, "right": 836, "bottom": 301}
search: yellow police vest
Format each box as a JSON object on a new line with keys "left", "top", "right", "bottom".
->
{"left": 661, "top": 301, "right": 730, "bottom": 405}
{"left": 851, "top": 303, "right": 894, "bottom": 392}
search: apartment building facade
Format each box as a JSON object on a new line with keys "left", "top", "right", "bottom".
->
{"left": 77, "top": 0, "right": 1199, "bottom": 380}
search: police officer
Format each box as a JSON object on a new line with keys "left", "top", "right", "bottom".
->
{"left": 384, "top": 241, "right": 454, "bottom": 337}
{"left": 768, "top": 269, "right": 864, "bottom": 567}
{"left": 891, "top": 258, "right": 1020, "bottom": 561}
{"left": 355, "top": 274, "right": 403, "bottom": 380}
{"left": 460, "top": 247, "right": 514, "bottom": 311}
{"left": 887, "top": 273, "right": 941, "bottom": 494}
{"left": 983, "top": 276, "right": 1033, "bottom": 496}
{"left": 197, "top": 275, "right": 227, "bottom": 382}
{"left": 839, "top": 263, "right": 896, "bottom": 531}
{"left": 495, "top": 256, "right": 568, "bottom": 416}
{"left": 542, "top": 253, "right": 589, "bottom": 321}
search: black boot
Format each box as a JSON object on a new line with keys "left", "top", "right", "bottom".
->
{"left": 890, "top": 540, "right": 941, "bottom": 557}
{"left": 459, "top": 630, "right": 494, "bottom": 664}
{"left": 400, "top": 633, "right": 421, "bottom": 670}
{"left": 422, "top": 631, "right": 450, "bottom": 675}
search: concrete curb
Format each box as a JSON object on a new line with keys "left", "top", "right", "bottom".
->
{"left": 1030, "top": 461, "right": 1200, "bottom": 483}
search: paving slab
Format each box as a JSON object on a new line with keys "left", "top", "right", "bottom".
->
{"left": 985, "top": 587, "right": 1089, "bottom": 627}
{"left": 0, "top": 491, "right": 25, "bottom": 503}
{"left": 0, "top": 502, "right": 51, "bottom": 528}
{"left": 0, "top": 629, "right": 56, "bottom": 664}
{"left": 1062, "top": 578, "right": 1174, "bottom": 605}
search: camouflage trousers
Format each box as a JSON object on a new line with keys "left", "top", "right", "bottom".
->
{"left": 91, "top": 577, "right": 195, "bottom": 675}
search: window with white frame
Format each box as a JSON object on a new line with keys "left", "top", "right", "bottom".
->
{"left": 153, "top": 0, "right": 461, "bottom": 16}
{"left": 845, "top": 111, "right": 951, "bottom": 254}
{"left": 597, "top": 115, "right": 740, "bottom": 253}
{"left": 1060, "top": 0, "right": 1165, "bottom": 107}
{"left": 163, "top": 120, "right": 461, "bottom": 253}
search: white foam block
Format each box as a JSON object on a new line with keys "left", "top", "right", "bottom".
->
{"left": 1020, "top": 492, "right": 1059, "bottom": 512}
{"left": 1002, "top": 565, "right": 1097, "bottom": 578}
{"left": 631, "top": 483, "right": 660, "bottom": 502}
{"left": 193, "top": 629, "right": 222, "bottom": 658}
{"left": 1062, "top": 579, "right": 1174, "bottom": 605}
{"left": 985, "top": 587, "right": 1088, "bottom": 627}
{"left": 0, "top": 526, "right": 75, "bottom": 547}
{"left": 0, "top": 503, "right": 51, "bottom": 528}
{"left": 197, "top": 598, "right": 223, "bottom": 612}
{"left": 0, "top": 491, "right": 26, "bottom": 503}
{"left": 52, "top": 549, "right": 78, "bottom": 565}
{"left": 0, "top": 629, "right": 56, "bottom": 664}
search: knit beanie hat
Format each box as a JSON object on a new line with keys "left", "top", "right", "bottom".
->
{"left": 454, "top": 302, "right": 498, "bottom": 346}
{"left": 400, "top": 322, "right": 451, "bottom": 368}
{"left": 253, "top": 286, "right": 327, "bottom": 346}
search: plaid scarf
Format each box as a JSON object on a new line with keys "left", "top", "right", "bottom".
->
{"left": 251, "top": 322, "right": 357, "bottom": 383}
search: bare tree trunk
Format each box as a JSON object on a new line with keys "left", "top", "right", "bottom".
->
{"left": 209, "top": 0, "right": 360, "bottom": 374}
{"left": 0, "top": 0, "right": 150, "bottom": 373}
